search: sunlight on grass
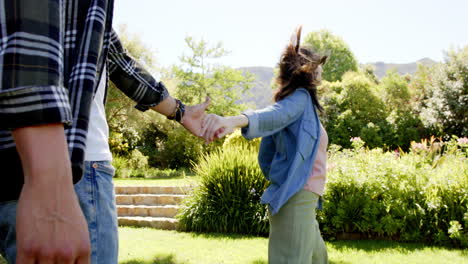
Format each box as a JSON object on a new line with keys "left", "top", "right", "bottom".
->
{"left": 119, "top": 227, "right": 268, "bottom": 264}
{"left": 118, "top": 227, "right": 468, "bottom": 264}
{"left": 1, "top": 228, "right": 466, "bottom": 264}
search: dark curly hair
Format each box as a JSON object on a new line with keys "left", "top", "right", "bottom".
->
{"left": 274, "top": 26, "right": 327, "bottom": 112}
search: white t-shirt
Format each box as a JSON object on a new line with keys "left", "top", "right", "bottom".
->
{"left": 84, "top": 66, "right": 112, "bottom": 161}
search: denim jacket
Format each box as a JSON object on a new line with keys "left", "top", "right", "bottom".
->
{"left": 241, "top": 88, "right": 321, "bottom": 215}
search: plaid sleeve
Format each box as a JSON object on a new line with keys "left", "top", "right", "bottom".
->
{"left": 0, "top": 0, "right": 72, "bottom": 130}
{"left": 107, "top": 29, "right": 169, "bottom": 112}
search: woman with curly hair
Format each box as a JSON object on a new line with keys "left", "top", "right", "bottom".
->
{"left": 201, "top": 26, "right": 329, "bottom": 263}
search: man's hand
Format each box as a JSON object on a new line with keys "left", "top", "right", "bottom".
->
{"left": 181, "top": 96, "right": 211, "bottom": 137}
{"left": 13, "top": 124, "right": 91, "bottom": 264}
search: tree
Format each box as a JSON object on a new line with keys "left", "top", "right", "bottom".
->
{"left": 380, "top": 69, "right": 411, "bottom": 111}
{"left": 379, "top": 70, "right": 425, "bottom": 149}
{"left": 105, "top": 25, "right": 159, "bottom": 155}
{"left": 303, "top": 30, "right": 358, "bottom": 82}
{"left": 409, "top": 64, "right": 434, "bottom": 111}
{"left": 105, "top": 25, "right": 159, "bottom": 127}
{"left": 320, "top": 72, "right": 390, "bottom": 148}
{"left": 421, "top": 46, "right": 468, "bottom": 137}
{"left": 173, "top": 37, "right": 254, "bottom": 116}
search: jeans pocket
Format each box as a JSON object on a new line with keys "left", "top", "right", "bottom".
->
{"left": 94, "top": 162, "right": 116, "bottom": 176}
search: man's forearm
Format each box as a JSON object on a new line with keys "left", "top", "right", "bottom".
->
{"left": 12, "top": 124, "right": 72, "bottom": 184}
{"left": 150, "top": 96, "right": 177, "bottom": 118}
{"left": 13, "top": 123, "right": 91, "bottom": 263}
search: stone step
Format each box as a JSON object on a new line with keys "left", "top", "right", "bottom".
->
{"left": 118, "top": 216, "right": 178, "bottom": 230}
{"left": 116, "top": 194, "right": 186, "bottom": 206}
{"left": 115, "top": 186, "right": 192, "bottom": 195}
{"left": 117, "top": 205, "right": 179, "bottom": 218}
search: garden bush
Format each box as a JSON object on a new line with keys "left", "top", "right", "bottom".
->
{"left": 112, "top": 151, "right": 186, "bottom": 179}
{"left": 177, "top": 144, "right": 269, "bottom": 235}
{"left": 319, "top": 137, "right": 467, "bottom": 247}
{"left": 112, "top": 149, "right": 148, "bottom": 178}
{"left": 222, "top": 130, "right": 260, "bottom": 150}
{"left": 179, "top": 137, "right": 467, "bottom": 247}
{"left": 139, "top": 121, "right": 224, "bottom": 170}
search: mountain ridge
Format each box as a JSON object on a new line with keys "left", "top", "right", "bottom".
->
{"left": 239, "top": 58, "right": 437, "bottom": 108}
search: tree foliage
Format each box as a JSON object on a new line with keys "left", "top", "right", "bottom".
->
{"left": 173, "top": 37, "right": 254, "bottom": 116}
{"left": 303, "top": 30, "right": 358, "bottom": 82}
{"left": 105, "top": 25, "right": 158, "bottom": 155}
{"left": 320, "top": 72, "right": 390, "bottom": 148}
{"left": 419, "top": 46, "right": 468, "bottom": 137}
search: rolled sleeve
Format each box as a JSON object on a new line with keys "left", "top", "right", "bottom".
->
{"left": 0, "top": 0, "right": 71, "bottom": 130}
{"left": 241, "top": 110, "right": 260, "bottom": 139}
{"left": 108, "top": 29, "right": 169, "bottom": 111}
{"left": 0, "top": 86, "right": 72, "bottom": 129}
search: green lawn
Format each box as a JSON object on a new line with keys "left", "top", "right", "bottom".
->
{"left": 1, "top": 227, "right": 466, "bottom": 264}
{"left": 113, "top": 176, "right": 199, "bottom": 187}
{"left": 118, "top": 227, "right": 468, "bottom": 264}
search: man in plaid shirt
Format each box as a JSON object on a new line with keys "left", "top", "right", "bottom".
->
{"left": 0, "top": 1, "right": 210, "bottom": 263}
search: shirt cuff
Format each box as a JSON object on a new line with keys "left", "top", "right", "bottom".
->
{"left": 134, "top": 84, "right": 170, "bottom": 112}
{"left": 0, "top": 86, "right": 72, "bottom": 130}
{"left": 241, "top": 109, "right": 260, "bottom": 140}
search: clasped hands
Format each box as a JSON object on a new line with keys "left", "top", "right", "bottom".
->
{"left": 200, "top": 114, "right": 236, "bottom": 143}
{"left": 180, "top": 96, "right": 245, "bottom": 143}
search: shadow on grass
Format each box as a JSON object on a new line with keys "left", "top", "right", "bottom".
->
{"left": 120, "top": 253, "right": 187, "bottom": 264}
{"left": 329, "top": 239, "right": 453, "bottom": 253}
{"left": 187, "top": 231, "right": 267, "bottom": 240}
{"left": 250, "top": 258, "right": 350, "bottom": 264}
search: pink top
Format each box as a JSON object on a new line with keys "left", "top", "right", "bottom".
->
{"left": 303, "top": 124, "right": 328, "bottom": 196}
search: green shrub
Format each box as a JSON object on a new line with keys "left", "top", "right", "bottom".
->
{"left": 144, "top": 168, "right": 186, "bottom": 179}
{"left": 112, "top": 149, "right": 148, "bottom": 178}
{"left": 320, "top": 72, "right": 391, "bottom": 149}
{"left": 139, "top": 121, "right": 224, "bottom": 170}
{"left": 109, "top": 126, "right": 141, "bottom": 156}
{"left": 319, "top": 138, "right": 468, "bottom": 247}
{"left": 112, "top": 153, "right": 186, "bottom": 179}
{"left": 178, "top": 137, "right": 467, "bottom": 247}
{"left": 222, "top": 130, "right": 260, "bottom": 150}
{"left": 177, "top": 144, "right": 269, "bottom": 235}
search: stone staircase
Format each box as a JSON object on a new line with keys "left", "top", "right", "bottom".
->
{"left": 116, "top": 186, "right": 192, "bottom": 230}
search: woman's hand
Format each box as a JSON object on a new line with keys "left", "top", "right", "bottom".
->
{"left": 201, "top": 114, "right": 234, "bottom": 143}
{"left": 201, "top": 114, "right": 249, "bottom": 143}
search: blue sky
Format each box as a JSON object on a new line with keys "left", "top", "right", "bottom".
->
{"left": 113, "top": 0, "right": 468, "bottom": 68}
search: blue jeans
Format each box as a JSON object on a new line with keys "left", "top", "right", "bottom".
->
{"left": 0, "top": 160, "right": 117, "bottom": 264}
{"left": 0, "top": 201, "right": 17, "bottom": 264}
{"left": 75, "top": 160, "right": 118, "bottom": 264}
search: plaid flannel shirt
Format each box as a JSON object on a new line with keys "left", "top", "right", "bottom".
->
{"left": 0, "top": 0, "right": 169, "bottom": 202}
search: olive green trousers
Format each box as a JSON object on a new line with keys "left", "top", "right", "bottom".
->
{"left": 268, "top": 190, "right": 328, "bottom": 264}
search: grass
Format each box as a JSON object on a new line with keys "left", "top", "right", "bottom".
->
{"left": 118, "top": 227, "right": 468, "bottom": 264}
{"left": 1, "top": 228, "right": 466, "bottom": 264}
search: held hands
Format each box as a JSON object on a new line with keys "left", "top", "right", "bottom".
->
{"left": 200, "top": 114, "right": 237, "bottom": 143}
{"left": 180, "top": 96, "right": 211, "bottom": 138}
{"left": 180, "top": 97, "right": 248, "bottom": 143}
